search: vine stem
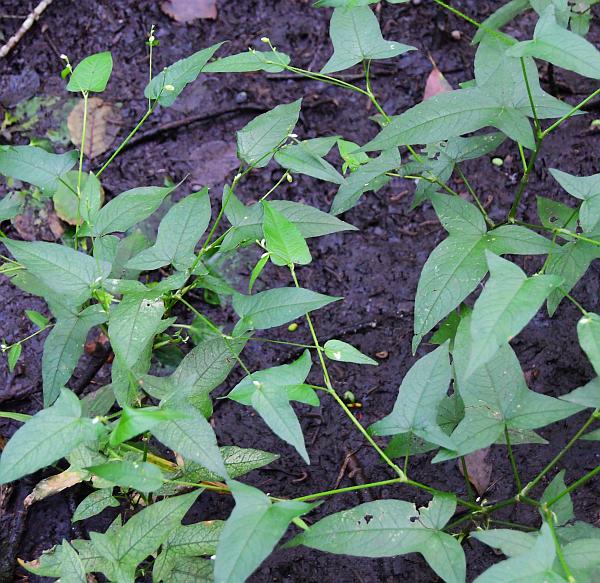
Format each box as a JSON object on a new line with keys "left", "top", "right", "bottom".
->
{"left": 456, "top": 166, "right": 494, "bottom": 227}
{"left": 546, "top": 463, "right": 600, "bottom": 509}
{"left": 521, "top": 410, "right": 598, "bottom": 497}
{"left": 295, "top": 478, "right": 405, "bottom": 502}
{"left": 508, "top": 133, "right": 542, "bottom": 222}
{"left": 504, "top": 425, "right": 522, "bottom": 492}
{"left": 289, "top": 266, "right": 483, "bottom": 511}
{"left": 460, "top": 456, "right": 476, "bottom": 503}
{"left": 96, "top": 102, "right": 157, "bottom": 177}
{"left": 544, "top": 508, "right": 576, "bottom": 583}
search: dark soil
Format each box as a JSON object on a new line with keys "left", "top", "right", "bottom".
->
{"left": 1, "top": 1, "right": 600, "bottom": 582}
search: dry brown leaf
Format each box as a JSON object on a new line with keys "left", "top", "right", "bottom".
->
{"left": 423, "top": 56, "right": 453, "bottom": 101}
{"left": 458, "top": 448, "right": 492, "bottom": 497}
{"left": 68, "top": 97, "right": 122, "bottom": 159}
{"left": 23, "top": 469, "right": 86, "bottom": 508}
{"left": 13, "top": 202, "right": 64, "bottom": 241}
{"left": 161, "top": 0, "right": 217, "bottom": 22}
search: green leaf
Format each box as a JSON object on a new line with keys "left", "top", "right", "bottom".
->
{"left": 338, "top": 138, "right": 370, "bottom": 171}
{"left": 126, "top": 188, "right": 211, "bottom": 271}
{"left": 0, "top": 145, "right": 78, "bottom": 193}
{"left": 237, "top": 99, "right": 301, "bottom": 168}
{"left": 67, "top": 52, "right": 113, "bottom": 92}
{"left": 154, "top": 520, "right": 224, "bottom": 582}
{"left": 107, "top": 491, "right": 200, "bottom": 577}
{"left": 473, "top": 524, "right": 563, "bottom": 582}
{"left": 87, "top": 460, "right": 164, "bottom": 493}
{"left": 73, "top": 488, "right": 119, "bottom": 522}
{"left": 471, "top": 528, "right": 537, "bottom": 558}
{"left": 578, "top": 312, "right": 600, "bottom": 375}
{"left": 465, "top": 252, "right": 562, "bottom": 375}
{"left": 3, "top": 239, "right": 111, "bottom": 308}
{"left": 233, "top": 287, "right": 340, "bottom": 333}
{"left": 507, "top": 6, "right": 600, "bottom": 79}
{"left": 331, "top": 148, "right": 400, "bottom": 215}
{"left": 204, "top": 49, "right": 290, "bottom": 73}
{"left": 550, "top": 169, "right": 600, "bottom": 233}
{"left": 434, "top": 313, "right": 582, "bottom": 461}
{"left": 370, "top": 343, "right": 455, "bottom": 449}
{"left": 545, "top": 240, "right": 600, "bottom": 316}
{"left": 108, "top": 294, "right": 165, "bottom": 369}
{"left": 537, "top": 196, "right": 579, "bottom": 232}
{"left": 156, "top": 336, "right": 246, "bottom": 415}
{"left": 228, "top": 351, "right": 315, "bottom": 462}
{"left": 249, "top": 253, "right": 270, "bottom": 292}
{"left": 540, "top": 470, "right": 573, "bottom": 526}
{"left": 321, "top": 6, "right": 415, "bottom": 74}
{"left": 412, "top": 195, "right": 558, "bottom": 350}
{"left": 25, "top": 309, "right": 49, "bottom": 328}
{"left": 42, "top": 304, "right": 108, "bottom": 406}
{"left": 7, "top": 343, "right": 21, "bottom": 372}
{"left": 214, "top": 481, "right": 315, "bottom": 583}
{"left": 262, "top": 201, "right": 312, "bottom": 266}
{"left": 365, "top": 35, "right": 573, "bottom": 153}
{"left": 60, "top": 540, "right": 86, "bottom": 583}
{"left": 221, "top": 193, "right": 356, "bottom": 252}
{"left": 413, "top": 233, "right": 488, "bottom": 352}
{"left": 561, "top": 377, "right": 600, "bottom": 409}
{"left": 145, "top": 43, "right": 224, "bottom": 107}
{"left": 109, "top": 405, "right": 181, "bottom": 446}
{"left": 473, "top": 0, "right": 530, "bottom": 43}
{"left": 289, "top": 496, "right": 465, "bottom": 583}
{"left": 274, "top": 137, "right": 344, "bottom": 184}
{"left": 152, "top": 405, "right": 227, "bottom": 478}
{"left": 0, "top": 192, "right": 22, "bottom": 222}
{"left": 324, "top": 339, "right": 377, "bottom": 365}
{"left": 91, "top": 183, "right": 179, "bottom": 236}
{"left": 0, "top": 389, "right": 102, "bottom": 484}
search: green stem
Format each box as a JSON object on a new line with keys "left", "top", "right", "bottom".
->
{"left": 546, "top": 464, "right": 600, "bottom": 509}
{"left": 508, "top": 133, "right": 543, "bottom": 222}
{"left": 295, "top": 477, "right": 406, "bottom": 502}
{"left": 285, "top": 64, "right": 369, "bottom": 96}
{"left": 97, "top": 102, "right": 157, "bottom": 177}
{"left": 504, "top": 425, "right": 523, "bottom": 492}
{"left": 456, "top": 166, "right": 494, "bottom": 227}
{"left": 289, "top": 266, "right": 405, "bottom": 478}
{"left": 521, "top": 411, "right": 598, "bottom": 497}
{"left": 544, "top": 508, "right": 576, "bottom": 583}
{"left": 260, "top": 171, "right": 290, "bottom": 201}
{"left": 542, "top": 86, "right": 600, "bottom": 138}
{"left": 520, "top": 58, "right": 541, "bottom": 133}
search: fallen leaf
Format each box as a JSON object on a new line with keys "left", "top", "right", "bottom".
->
{"left": 13, "top": 202, "right": 64, "bottom": 241}
{"left": 161, "top": 0, "right": 217, "bottom": 22}
{"left": 67, "top": 97, "right": 122, "bottom": 159}
{"left": 24, "top": 469, "right": 87, "bottom": 508}
{"left": 458, "top": 448, "right": 492, "bottom": 497}
{"left": 423, "top": 56, "right": 452, "bottom": 101}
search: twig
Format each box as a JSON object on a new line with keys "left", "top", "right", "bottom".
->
{"left": 0, "top": 0, "right": 54, "bottom": 59}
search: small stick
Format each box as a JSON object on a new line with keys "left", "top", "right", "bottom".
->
{"left": 0, "top": 0, "right": 54, "bottom": 59}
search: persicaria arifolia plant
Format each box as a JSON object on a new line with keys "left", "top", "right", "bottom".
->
{"left": 2, "top": 1, "right": 600, "bottom": 581}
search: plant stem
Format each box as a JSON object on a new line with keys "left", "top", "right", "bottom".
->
{"left": 456, "top": 166, "right": 494, "bottom": 227}
{"left": 520, "top": 58, "right": 540, "bottom": 133}
{"left": 504, "top": 425, "right": 523, "bottom": 492}
{"left": 285, "top": 64, "right": 369, "bottom": 95}
{"left": 546, "top": 464, "right": 600, "bottom": 508}
{"left": 544, "top": 508, "right": 576, "bottom": 583}
{"left": 289, "top": 266, "right": 405, "bottom": 478}
{"left": 74, "top": 90, "right": 89, "bottom": 248}
{"left": 542, "top": 86, "right": 600, "bottom": 137}
{"left": 521, "top": 410, "right": 598, "bottom": 497}
{"left": 508, "top": 133, "right": 542, "bottom": 222}
{"left": 489, "top": 519, "right": 536, "bottom": 532}
{"left": 294, "top": 477, "right": 406, "bottom": 502}
{"left": 97, "top": 102, "right": 157, "bottom": 177}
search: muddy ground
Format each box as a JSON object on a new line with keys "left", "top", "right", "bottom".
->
{"left": 1, "top": 1, "right": 600, "bottom": 581}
